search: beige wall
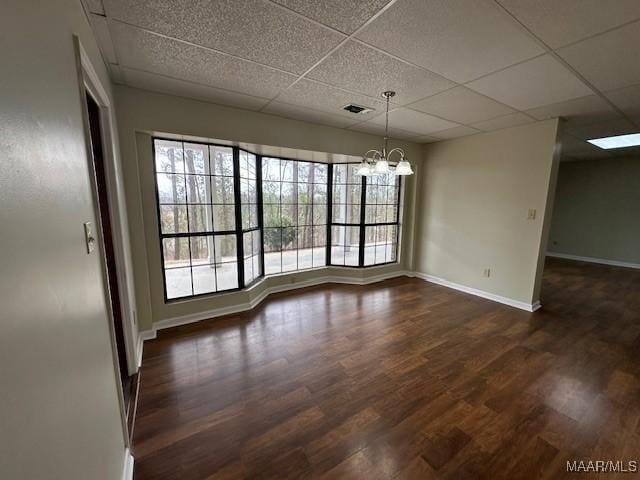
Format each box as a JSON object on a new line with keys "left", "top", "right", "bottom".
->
{"left": 549, "top": 156, "right": 640, "bottom": 264}
{"left": 0, "top": 1, "right": 127, "bottom": 479}
{"left": 114, "top": 86, "right": 421, "bottom": 331}
{"left": 415, "top": 119, "right": 560, "bottom": 306}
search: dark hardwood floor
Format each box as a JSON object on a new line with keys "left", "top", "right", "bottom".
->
{"left": 133, "top": 258, "right": 640, "bottom": 479}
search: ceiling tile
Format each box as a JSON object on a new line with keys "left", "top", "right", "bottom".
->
{"left": 103, "top": 0, "right": 345, "bottom": 74}
{"left": 565, "top": 117, "right": 637, "bottom": 141}
{"left": 262, "top": 102, "right": 357, "bottom": 128}
{"left": 525, "top": 95, "right": 619, "bottom": 127}
{"left": 409, "top": 86, "right": 515, "bottom": 124}
{"left": 121, "top": 68, "right": 270, "bottom": 110}
{"left": 270, "top": 0, "right": 390, "bottom": 34}
{"left": 356, "top": 0, "right": 544, "bottom": 83}
{"left": 497, "top": 0, "right": 640, "bottom": 49}
{"left": 560, "top": 133, "right": 616, "bottom": 160}
{"left": 471, "top": 112, "right": 535, "bottom": 131}
{"left": 466, "top": 54, "right": 593, "bottom": 110}
{"left": 368, "top": 108, "right": 460, "bottom": 135}
{"left": 430, "top": 125, "right": 481, "bottom": 140}
{"left": 605, "top": 84, "right": 640, "bottom": 121}
{"left": 347, "top": 122, "right": 422, "bottom": 140}
{"left": 412, "top": 135, "right": 439, "bottom": 144}
{"left": 557, "top": 21, "right": 640, "bottom": 92}
{"left": 307, "top": 40, "right": 455, "bottom": 105}
{"left": 111, "top": 22, "right": 296, "bottom": 99}
{"left": 84, "top": 0, "right": 106, "bottom": 15}
{"left": 276, "top": 79, "right": 384, "bottom": 120}
{"left": 89, "top": 14, "right": 118, "bottom": 64}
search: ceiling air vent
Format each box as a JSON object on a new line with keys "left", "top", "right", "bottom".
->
{"left": 343, "top": 103, "right": 374, "bottom": 115}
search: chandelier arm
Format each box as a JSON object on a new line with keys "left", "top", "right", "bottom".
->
{"left": 386, "top": 147, "right": 406, "bottom": 162}
{"left": 363, "top": 149, "right": 382, "bottom": 161}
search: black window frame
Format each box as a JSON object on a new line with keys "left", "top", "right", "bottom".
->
{"left": 238, "top": 148, "right": 262, "bottom": 288}
{"left": 328, "top": 162, "right": 402, "bottom": 268}
{"left": 152, "top": 138, "right": 402, "bottom": 303}
{"left": 261, "top": 155, "right": 329, "bottom": 276}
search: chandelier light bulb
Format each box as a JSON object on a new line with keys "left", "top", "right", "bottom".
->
{"left": 395, "top": 159, "right": 413, "bottom": 175}
{"left": 374, "top": 158, "right": 389, "bottom": 174}
{"left": 356, "top": 160, "right": 371, "bottom": 176}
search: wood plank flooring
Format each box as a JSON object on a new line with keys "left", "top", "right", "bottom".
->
{"left": 133, "top": 258, "right": 640, "bottom": 479}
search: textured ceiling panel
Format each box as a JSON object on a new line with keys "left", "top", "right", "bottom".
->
{"left": 467, "top": 54, "right": 593, "bottom": 110}
{"left": 557, "top": 21, "right": 640, "bottom": 92}
{"left": 270, "top": 0, "right": 391, "bottom": 34}
{"left": 368, "top": 108, "right": 460, "bottom": 135}
{"left": 84, "top": 0, "right": 106, "bottom": 15}
{"left": 262, "top": 102, "right": 358, "bottom": 128}
{"left": 471, "top": 112, "right": 534, "bottom": 132}
{"left": 497, "top": 0, "right": 640, "bottom": 49}
{"left": 103, "top": 0, "right": 345, "bottom": 74}
{"left": 347, "top": 122, "right": 422, "bottom": 141}
{"left": 605, "top": 84, "right": 640, "bottom": 122}
{"left": 121, "top": 68, "right": 270, "bottom": 110}
{"left": 89, "top": 14, "right": 118, "bottom": 64}
{"left": 409, "top": 86, "right": 515, "bottom": 124}
{"left": 275, "top": 79, "right": 384, "bottom": 120}
{"left": 525, "top": 95, "right": 619, "bottom": 127}
{"left": 356, "top": 0, "right": 544, "bottom": 83}
{"left": 87, "top": 0, "right": 640, "bottom": 145}
{"left": 111, "top": 22, "right": 297, "bottom": 99}
{"left": 430, "top": 125, "right": 480, "bottom": 140}
{"left": 565, "top": 117, "right": 637, "bottom": 140}
{"left": 307, "top": 40, "right": 454, "bottom": 105}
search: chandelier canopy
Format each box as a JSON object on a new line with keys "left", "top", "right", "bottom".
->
{"left": 356, "top": 91, "right": 414, "bottom": 177}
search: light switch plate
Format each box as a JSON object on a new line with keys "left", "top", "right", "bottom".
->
{"left": 84, "top": 222, "right": 95, "bottom": 254}
{"left": 527, "top": 209, "right": 537, "bottom": 220}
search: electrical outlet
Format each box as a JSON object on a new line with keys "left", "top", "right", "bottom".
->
{"left": 527, "top": 208, "right": 537, "bottom": 220}
{"left": 483, "top": 268, "right": 491, "bottom": 278}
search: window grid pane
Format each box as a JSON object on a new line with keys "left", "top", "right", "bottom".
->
{"left": 262, "top": 157, "right": 327, "bottom": 275}
{"left": 363, "top": 171, "right": 400, "bottom": 267}
{"left": 330, "top": 163, "right": 363, "bottom": 265}
{"left": 155, "top": 139, "right": 239, "bottom": 299}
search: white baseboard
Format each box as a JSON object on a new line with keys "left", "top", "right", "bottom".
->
{"left": 546, "top": 252, "right": 640, "bottom": 270}
{"left": 139, "top": 270, "right": 412, "bottom": 341}
{"left": 122, "top": 448, "right": 134, "bottom": 480}
{"left": 136, "top": 329, "right": 157, "bottom": 368}
{"left": 413, "top": 272, "right": 541, "bottom": 312}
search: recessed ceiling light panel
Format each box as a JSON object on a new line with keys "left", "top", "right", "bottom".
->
{"left": 587, "top": 133, "right": 640, "bottom": 149}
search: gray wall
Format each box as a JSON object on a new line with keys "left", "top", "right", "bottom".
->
{"left": 549, "top": 156, "right": 640, "bottom": 264}
{"left": 0, "top": 1, "right": 127, "bottom": 479}
{"left": 415, "top": 120, "right": 560, "bottom": 306}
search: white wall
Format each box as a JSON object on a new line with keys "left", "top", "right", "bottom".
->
{"left": 415, "top": 120, "right": 560, "bottom": 307}
{"left": 114, "top": 86, "right": 422, "bottom": 331}
{"left": 0, "top": 1, "right": 127, "bottom": 478}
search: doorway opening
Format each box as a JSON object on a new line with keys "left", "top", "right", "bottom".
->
{"left": 85, "top": 91, "right": 133, "bottom": 407}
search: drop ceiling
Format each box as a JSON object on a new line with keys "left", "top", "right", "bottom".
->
{"left": 83, "top": 0, "right": 640, "bottom": 160}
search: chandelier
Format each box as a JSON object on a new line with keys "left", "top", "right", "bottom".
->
{"left": 356, "top": 91, "right": 414, "bottom": 176}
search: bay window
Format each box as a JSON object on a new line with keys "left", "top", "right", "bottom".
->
{"left": 153, "top": 138, "right": 401, "bottom": 301}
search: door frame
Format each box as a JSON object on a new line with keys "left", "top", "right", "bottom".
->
{"left": 73, "top": 36, "right": 138, "bottom": 440}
